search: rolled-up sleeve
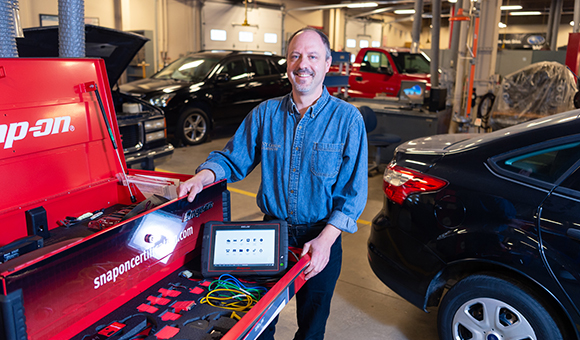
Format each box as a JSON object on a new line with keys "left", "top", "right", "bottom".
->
{"left": 327, "top": 112, "right": 368, "bottom": 233}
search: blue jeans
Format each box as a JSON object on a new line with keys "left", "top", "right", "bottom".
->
{"left": 258, "top": 225, "right": 343, "bottom": 340}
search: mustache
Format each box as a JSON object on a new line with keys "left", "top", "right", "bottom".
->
{"left": 293, "top": 68, "right": 314, "bottom": 76}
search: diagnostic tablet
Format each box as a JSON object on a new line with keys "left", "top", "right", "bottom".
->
{"left": 201, "top": 220, "right": 288, "bottom": 277}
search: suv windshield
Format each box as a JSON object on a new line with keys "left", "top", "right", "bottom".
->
{"left": 390, "top": 52, "right": 431, "bottom": 74}
{"left": 153, "top": 56, "right": 220, "bottom": 82}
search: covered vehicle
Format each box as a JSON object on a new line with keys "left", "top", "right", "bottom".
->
{"left": 120, "top": 50, "right": 290, "bottom": 145}
{"left": 368, "top": 109, "right": 580, "bottom": 339}
{"left": 488, "top": 61, "right": 578, "bottom": 130}
{"left": 16, "top": 25, "right": 174, "bottom": 170}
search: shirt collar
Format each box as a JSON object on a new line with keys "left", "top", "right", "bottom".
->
{"left": 286, "top": 86, "right": 330, "bottom": 118}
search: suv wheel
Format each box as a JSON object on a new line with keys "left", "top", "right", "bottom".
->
{"left": 178, "top": 108, "right": 209, "bottom": 145}
{"left": 438, "top": 274, "right": 563, "bottom": 340}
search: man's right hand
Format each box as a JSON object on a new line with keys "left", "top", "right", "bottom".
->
{"left": 177, "top": 169, "right": 216, "bottom": 202}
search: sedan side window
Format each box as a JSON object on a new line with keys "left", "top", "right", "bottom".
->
{"left": 560, "top": 166, "right": 580, "bottom": 191}
{"left": 497, "top": 141, "right": 580, "bottom": 183}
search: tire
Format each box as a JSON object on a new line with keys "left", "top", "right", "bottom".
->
{"left": 177, "top": 108, "right": 210, "bottom": 145}
{"left": 438, "top": 274, "right": 563, "bottom": 340}
{"left": 477, "top": 93, "right": 495, "bottom": 129}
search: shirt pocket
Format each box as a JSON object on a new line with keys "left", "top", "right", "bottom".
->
{"left": 310, "top": 142, "right": 343, "bottom": 177}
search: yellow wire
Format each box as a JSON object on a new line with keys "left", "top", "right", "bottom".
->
{"left": 200, "top": 288, "right": 258, "bottom": 312}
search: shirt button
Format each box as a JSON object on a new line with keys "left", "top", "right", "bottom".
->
{"left": 290, "top": 190, "right": 294, "bottom": 193}
{"left": 295, "top": 147, "right": 299, "bottom": 151}
{"left": 290, "top": 211, "right": 294, "bottom": 215}
{"left": 292, "top": 169, "right": 296, "bottom": 172}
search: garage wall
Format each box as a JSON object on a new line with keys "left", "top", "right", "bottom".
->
{"left": 19, "top": 0, "right": 116, "bottom": 28}
{"left": 167, "top": 0, "right": 195, "bottom": 59}
{"left": 384, "top": 21, "right": 415, "bottom": 48}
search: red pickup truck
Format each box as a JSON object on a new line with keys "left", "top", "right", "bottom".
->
{"left": 328, "top": 47, "right": 432, "bottom": 99}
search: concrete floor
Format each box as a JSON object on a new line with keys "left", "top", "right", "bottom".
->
{"left": 157, "top": 125, "right": 439, "bottom": 340}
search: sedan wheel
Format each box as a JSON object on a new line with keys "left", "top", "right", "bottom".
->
{"left": 178, "top": 108, "right": 209, "bottom": 145}
{"left": 438, "top": 274, "right": 564, "bottom": 340}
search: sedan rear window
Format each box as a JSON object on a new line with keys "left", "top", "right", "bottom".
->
{"left": 497, "top": 142, "right": 580, "bottom": 183}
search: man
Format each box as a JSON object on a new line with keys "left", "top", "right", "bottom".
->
{"left": 178, "top": 28, "right": 367, "bottom": 340}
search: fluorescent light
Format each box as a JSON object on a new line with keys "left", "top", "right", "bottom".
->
{"left": 509, "top": 11, "right": 542, "bottom": 16}
{"left": 448, "top": 0, "right": 457, "bottom": 2}
{"left": 346, "top": 2, "right": 378, "bottom": 8}
{"left": 394, "top": 9, "right": 415, "bottom": 14}
{"left": 498, "top": 22, "right": 507, "bottom": 28}
{"left": 501, "top": 5, "right": 522, "bottom": 10}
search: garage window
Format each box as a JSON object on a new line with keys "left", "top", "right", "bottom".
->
{"left": 210, "top": 29, "right": 227, "bottom": 41}
{"left": 239, "top": 31, "right": 253, "bottom": 43}
{"left": 497, "top": 142, "right": 580, "bottom": 183}
{"left": 264, "top": 33, "right": 277, "bottom": 44}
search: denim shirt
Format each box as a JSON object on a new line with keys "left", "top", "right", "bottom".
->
{"left": 197, "top": 88, "right": 368, "bottom": 233}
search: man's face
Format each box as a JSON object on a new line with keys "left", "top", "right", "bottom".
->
{"left": 286, "top": 30, "right": 331, "bottom": 97}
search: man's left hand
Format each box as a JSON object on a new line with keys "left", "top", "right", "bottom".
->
{"left": 301, "top": 224, "right": 341, "bottom": 280}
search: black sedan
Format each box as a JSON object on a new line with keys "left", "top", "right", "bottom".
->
{"left": 120, "top": 51, "right": 291, "bottom": 145}
{"left": 367, "top": 109, "right": 580, "bottom": 340}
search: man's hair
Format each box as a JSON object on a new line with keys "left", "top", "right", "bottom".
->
{"left": 287, "top": 27, "right": 331, "bottom": 60}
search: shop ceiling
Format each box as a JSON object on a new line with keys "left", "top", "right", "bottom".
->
{"left": 233, "top": 0, "right": 577, "bottom": 26}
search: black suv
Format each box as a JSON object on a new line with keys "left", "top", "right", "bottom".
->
{"left": 119, "top": 51, "right": 291, "bottom": 145}
{"left": 17, "top": 25, "right": 174, "bottom": 170}
{"left": 366, "top": 106, "right": 580, "bottom": 339}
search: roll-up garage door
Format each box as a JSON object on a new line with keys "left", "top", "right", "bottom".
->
{"left": 203, "top": 2, "right": 282, "bottom": 55}
{"left": 344, "top": 19, "right": 382, "bottom": 61}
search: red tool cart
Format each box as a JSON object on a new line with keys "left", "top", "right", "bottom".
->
{"left": 0, "top": 58, "right": 308, "bottom": 340}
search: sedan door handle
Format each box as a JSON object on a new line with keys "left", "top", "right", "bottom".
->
{"left": 355, "top": 76, "right": 363, "bottom": 81}
{"left": 566, "top": 228, "right": 580, "bottom": 241}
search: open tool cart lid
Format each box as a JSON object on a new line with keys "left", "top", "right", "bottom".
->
{"left": 16, "top": 24, "right": 148, "bottom": 88}
{"left": 0, "top": 57, "right": 129, "bottom": 245}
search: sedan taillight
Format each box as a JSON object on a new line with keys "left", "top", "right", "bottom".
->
{"left": 383, "top": 164, "right": 448, "bottom": 205}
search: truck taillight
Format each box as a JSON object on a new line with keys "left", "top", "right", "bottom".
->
{"left": 383, "top": 164, "right": 447, "bottom": 205}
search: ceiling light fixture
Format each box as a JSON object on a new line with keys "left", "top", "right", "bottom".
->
{"left": 498, "top": 22, "right": 507, "bottom": 28}
{"left": 500, "top": 5, "right": 523, "bottom": 10}
{"left": 394, "top": 9, "right": 415, "bottom": 14}
{"left": 509, "top": 11, "right": 542, "bottom": 16}
{"left": 346, "top": 2, "right": 378, "bottom": 8}
{"left": 448, "top": 0, "right": 457, "bottom": 3}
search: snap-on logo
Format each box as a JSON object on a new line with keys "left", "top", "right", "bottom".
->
{"left": 0, "top": 116, "right": 73, "bottom": 149}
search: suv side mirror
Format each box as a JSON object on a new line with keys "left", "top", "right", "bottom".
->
{"left": 378, "top": 66, "right": 393, "bottom": 76}
{"left": 216, "top": 73, "right": 230, "bottom": 82}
